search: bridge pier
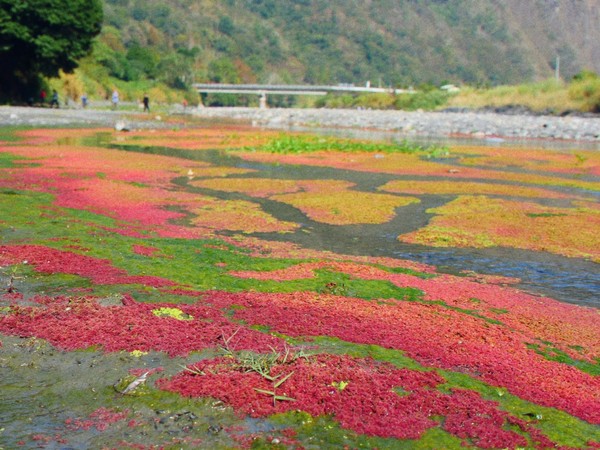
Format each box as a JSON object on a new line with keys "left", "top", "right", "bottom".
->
{"left": 259, "top": 92, "right": 267, "bottom": 109}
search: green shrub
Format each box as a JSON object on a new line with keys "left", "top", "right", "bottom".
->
{"left": 569, "top": 71, "right": 600, "bottom": 112}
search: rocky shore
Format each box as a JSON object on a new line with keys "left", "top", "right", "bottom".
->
{"left": 1, "top": 105, "right": 599, "bottom": 143}
{"left": 192, "top": 107, "right": 600, "bottom": 143}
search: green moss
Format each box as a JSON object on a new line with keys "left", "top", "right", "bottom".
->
{"left": 0, "top": 153, "right": 20, "bottom": 168}
{"left": 427, "top": 300, "right": 504, "bottom": 325}
{"left": 303, "top": 336, "right": 427, "bottom": 372}
{"left": 526, "top": 342, "right": 600, "bottom": 376}
{"left": 270, "top": 410, "right": 464, "bottom": 449}
{"left": 526, "top": 212, "right": 568, "bottom": 218}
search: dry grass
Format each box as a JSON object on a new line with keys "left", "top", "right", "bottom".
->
{"left": 446, "top": 79, "right": 582, "bottom": 112}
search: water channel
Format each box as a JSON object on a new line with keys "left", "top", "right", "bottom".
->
{"left": 108, "top": 128, "right": 600, "bottom": 309}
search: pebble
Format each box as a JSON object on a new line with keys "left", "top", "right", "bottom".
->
{"left": 1, "top": 105, "right": 598, "bottom": 143}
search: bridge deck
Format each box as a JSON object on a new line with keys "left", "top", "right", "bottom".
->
{"left": 193, "top": 83, "right": 412, "bottom": 95}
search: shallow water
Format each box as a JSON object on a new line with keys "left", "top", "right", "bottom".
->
{"left": 286, "top": 125, "right": 600, "bottom": 152}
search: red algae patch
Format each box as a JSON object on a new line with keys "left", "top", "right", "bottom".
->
{"left": 235, "top": 149, "right": 481, "bottom": 176}
{"left": 190, "top": 177, "right": 331, "bottom": 197}
{"left": 0, "top": 245, "right": 175, "bottom": 288}
{"left": 203, "top": 290, "right": 600, "bottom": 425}
{"left": 16, "top": 128, "right": 106, "bottom": 146}
{"left": 228, "top": 263, "right": 599, "bottom": 361}
{"left": 229, "top": 260, "right": 423, "bottom": 282}
{"left": 159, "top": 352, "right": 547, "bottom": 447}
{"left": 2, "top": 125, "right": 599, "bottom": 447}
{"left": 0, "top": 295, "right": 284, "bottom": 356}
{"left": 186, "top": 166, "right": 256, "bottom": 178}
{"left": 113, "top": 127, "right": 280, "bottom": 150}
{"left": 399, "top": 195, "right": 600, "bottom": 261}
{"left": 193, "top": 178, "right": 420, "bottom": 225}
{"left": 220, "top": 235, "right": 436, "bottom": 273}
{"left": 131, "top": 244, "right": 162, "bottom": 257}
{"left": 234, "top": 148, "right": 600, "bottom": 191}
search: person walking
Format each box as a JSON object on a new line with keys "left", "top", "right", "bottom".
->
{"left": 50, "top": 90, "right": 59, "bottom": 108}
{"left": 112, "top": 89, "right": 119, "bottom": 110}
{"left": 143, "top": 93, "right": 150, "bottom": 112}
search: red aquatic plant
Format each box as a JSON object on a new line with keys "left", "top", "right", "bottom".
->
{"left": 201, "top": 290, "right": 600, "bottom": 424}
{"left": 229, "top": 260, "right": 599, "bottom": 362}
{"left": 159, "top": 353, "right": 544, "bottom": 447}
{"left": 65, "top": 407, "right": 130, "bottom": 432}
{"left": 0, "top": 245, "right": 176, "bottom": 288}
{"left": 0, "top": 294, "right": 284, "bottom": 356}
{"left": 132, "top": 244, "right": 161, "bottom": 257}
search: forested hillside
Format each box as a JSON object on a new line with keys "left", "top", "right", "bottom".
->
{"left": 76, "top": 0, "right": 600, "bottom": 102}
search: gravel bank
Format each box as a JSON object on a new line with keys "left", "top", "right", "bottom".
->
{"left": 0, "top": 105, "right": 177, "bottom": 129}
{"left": 1, "top": 105, "right": 598, "bottom": 143}
{"left": 192, "top": 107, "right": 600, "bottom": 142}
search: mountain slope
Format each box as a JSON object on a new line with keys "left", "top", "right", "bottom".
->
{"left": 99, "top": 0, "right": 600, "bottom": 87}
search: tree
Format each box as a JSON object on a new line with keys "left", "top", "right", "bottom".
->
{"left": 0, "top": 0, "right": 103, "bottom": 102}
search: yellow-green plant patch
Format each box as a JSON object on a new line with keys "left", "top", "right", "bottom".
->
{"left": 191, "top": 199, "right": 299, "bottom": 233}
{"left": 454, "top": 146, "right": 600, "bottom": 176}
{"left": 152, "top": 307, "right": 194, "bottom": 320}
{"left": 111, "top": 127, "right": 278, "bottom": 150}
{"left": 379, "top": 179, "right": 575, "bottom": 199}
{"left": 399, "top": 195, "right": 600, "bottom": 261}
{"left": 271, "top": 191, "right": 419, "bottom": 225}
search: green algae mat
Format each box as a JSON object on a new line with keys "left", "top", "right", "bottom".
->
{"left": 0, "top": 125, "right": 599, "bottom": 449}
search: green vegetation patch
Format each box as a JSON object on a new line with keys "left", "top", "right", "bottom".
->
{"left": 526, "top": 342, "right": 600, "bottom": 376}
{"left": 249, "top": 134, "right": 435, "bottom": 154}
{"left": 270, "top": 410, "right": 463, "bottom": 449}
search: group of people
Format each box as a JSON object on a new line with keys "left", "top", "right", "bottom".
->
{"left": 39, "top": 89, "right": 87, "bottom": 109}
{"left": 113, "top": 90, "right": 150, "bottom": 112}
{"left": 37, "top": 89, "right": 148, "bottom": 111}
{"left": 39, "top": 90, "right": 60, "bottom": 108}
{"left": 36, "top": 89, "right": 189, "bottom": 112}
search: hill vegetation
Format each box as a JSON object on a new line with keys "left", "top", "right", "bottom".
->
{"left": 96, "top": 0, "right": 600, "bottom": 82}
{"left": 25, "top": 0, "right": 600, "bottom": 112}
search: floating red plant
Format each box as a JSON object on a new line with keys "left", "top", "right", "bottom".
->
{"left": 200, "top": 290, "right": 600, "bottom": 424}
{"left": 131, "top": 244, "right": 162, "bottom": 258}
{"left": 159, "top": 353, "right": 546, "bottom": 447}
{"left": 0, "top": 294, "right": 284, "bottom": 356}
{"left": 0, "top": 245, "right": 176, "bottom": 288}
{"left": 228, "top": 261, "right": 599, "bottom": 362}
{"left": 65, "top": 407, "right": 130, "bottom": 432}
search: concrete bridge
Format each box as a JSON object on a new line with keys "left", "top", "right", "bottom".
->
{"left": 193, "top": 83, "right": 414, "bottom": 107}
